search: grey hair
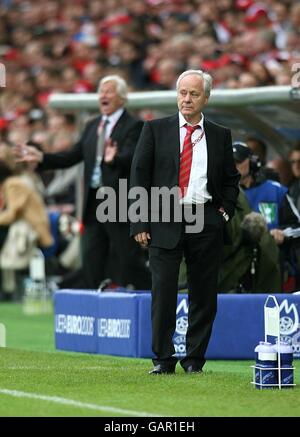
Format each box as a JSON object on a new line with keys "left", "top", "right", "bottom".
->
{"left": 98, "top": 75, "right": 128, "bottom": 101}
{"left": 176, "top": 69, "right": 213, "bottom": 97}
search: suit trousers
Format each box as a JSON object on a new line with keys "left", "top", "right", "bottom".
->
{"left": 148, "top": 202, "right": 224, "bottom": 370}
{"left": 82, "top": 188, "right": 151, "bottom": 290}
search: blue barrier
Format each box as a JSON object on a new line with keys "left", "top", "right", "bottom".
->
{"left": 54, "top": 291, "right": 300, "bottom": 359}
{"left": 55, "top": 291, "right": 98, "bottom": 353}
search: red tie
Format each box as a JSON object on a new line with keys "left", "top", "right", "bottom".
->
{"left": 179, "top": 124, "right": 200, "bottom": 198}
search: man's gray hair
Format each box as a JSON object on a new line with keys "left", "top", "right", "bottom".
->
{"left": 98, "top": 75, "right": 128, "bottom": 101}
{"left": 176, "top": 69, "right": 213, "bottom": 97}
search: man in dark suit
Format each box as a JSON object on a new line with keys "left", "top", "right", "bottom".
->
{"left": 130, "top": 69, "right": 240, "bottom": 374}
{"left": 16, "top": 75, "right": 151, "bottom": 290}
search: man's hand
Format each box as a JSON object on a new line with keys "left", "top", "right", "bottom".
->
{"left": 134, "top": 232, "right": 151, "bottom": 248}
{"left": 104, "top": 139, "right": 118, "bottom": 164}
{"left": 270, "top": 229, "right": 285, "bottom": 245}
{"left": 218, "top": 206, "right": 229, "bottom": 222}
{"left": 13, "top": 144, "right": 43, "bottom": 168}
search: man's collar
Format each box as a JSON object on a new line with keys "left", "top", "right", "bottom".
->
{"left": 179, "top": 111, "right": 204, "bottom": 129}
{"left": 103, "top": 107, "right": 124, "bottom": 124}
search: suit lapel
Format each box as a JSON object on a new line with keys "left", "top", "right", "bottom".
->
{"left": 204, "top": 118, "right": 217, "bottom": 182}
{"left": 88, "top": 115, "right": 101, "bottom": 164}
{"left": 110, "top": 109, "right": 128, "bottom": 141}
{"left": 167, "top": 114, "right": 180, "bottom": 173}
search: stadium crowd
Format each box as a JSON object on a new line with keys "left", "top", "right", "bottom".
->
{"left": 0, "top": 0, "right": 300, "bottom": 298}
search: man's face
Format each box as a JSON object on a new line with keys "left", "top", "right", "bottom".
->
{"left": 98, "top": 81, "right": 124, "bottom": 115}
{"left": 289, "top": 151, "right": 300, "bottom": 179}
{"left": 235, "top": 158, "right": 250, "bottom": 179}
{"left": 177, "top": 74, "right": 208, "bottom": 123}
{"left": 246, "top": 140, "right": 265, "bottom": 163}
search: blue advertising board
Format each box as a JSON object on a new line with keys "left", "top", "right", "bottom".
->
{"left": 54, "top": 291, "right": 300, "bottom": 359}
{"left": 54, "top": 290, "right": 98, "bottom": 353}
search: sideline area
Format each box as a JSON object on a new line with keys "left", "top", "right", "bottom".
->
{"left": 0, "top": 303, "right": 299, "bottom": 417}
{"left": 1, "top": 347, "right": 300, "bottom": 417}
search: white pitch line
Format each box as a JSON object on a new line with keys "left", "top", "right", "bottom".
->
{"left": 0, "top": 388, "right": 160, "bottom": 417}
{"left": 7, "top": 366, "right": 116, "bottom": 370}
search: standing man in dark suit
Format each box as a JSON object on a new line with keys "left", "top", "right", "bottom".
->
{"left": 15, "top": 75, "right": 151, "bottom": 290}
{"left": 130, "top": 70, "right": 240, "bottom": 374}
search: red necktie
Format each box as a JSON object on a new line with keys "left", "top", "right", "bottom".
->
{"left": 179, "top": 124, "right": 200, "bottom": 198}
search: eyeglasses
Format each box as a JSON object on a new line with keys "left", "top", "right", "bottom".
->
{"left": 289, "top": 160, "right": 300, "bottom": 165}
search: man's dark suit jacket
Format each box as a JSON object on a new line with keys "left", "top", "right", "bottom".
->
{"left": 130, "top": 114, "right": 240, "bottom": 249}
{"left": 39, "top": 109, "right": 143, "bottom": 221}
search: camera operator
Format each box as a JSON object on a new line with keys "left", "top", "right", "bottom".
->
{"left": 233, "top": 141, "right": 300, "bottom": 291}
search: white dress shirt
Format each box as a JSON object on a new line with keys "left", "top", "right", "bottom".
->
{"left": 102, "top": 107, "right": 124, "bottom": 139}
{"left": 179, "top": 111, "right": 212, "bottom": 204}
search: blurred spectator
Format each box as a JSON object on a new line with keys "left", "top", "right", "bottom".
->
{"left": 15, "top": 74, "right": 151, "bottom": 290}
{"left": 238, "top": 72, "right": 259, "bottom": 88}
{"left": 217, "top": 188, "right": 281, "bottom": 293}
{"left": 154, "top": 59, "right": 181, "bottom": 90}
{"left": 266, "top": 157, "right": 293, "bottom": 186}
{"left": 288, "top": 143, "right": 300, "bottom": 211}
{"left": 248, "top": 61, "right": 274, "bottom": 86}
{"left": 233, "top": 142, "right": 298, "bottom": 236}
{"left": 0, "top": 141, "right": 45, "bottom": 195}
{"left": 245, "top": 136, "right": 283, "bottom": 182}
{"left": 0, "top": 0, "right": 298, "bottom": 101}
{"left": 233, "top": 141, "right": 300, "bottom": 290}
{"left": 246, "top": 135, "right": 267, "bottom": 163}
{"left": 41, "top": 113, "right": 80, "bottom": 208}
{"left": 290, "top": 2, "right": 300, "bottom": 32}
{"left": 0, "top": 160, "right": 52, "bottom": 249}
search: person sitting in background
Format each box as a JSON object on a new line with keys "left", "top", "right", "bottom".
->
{"left": 0, "top": 141, "right": 45, "bottom": 196}
{"left": 0, "top": 160, "right": 53, "bottom": 249}
{"left": 233, "top": 142, "right": 299, "bottom": 234}
{"left": 217, "top": 188, "right": 281, "bottom": 294}
{"left": 288, "top": 142, "right": 300, "bottom": 212}
{"left": 266, "top": 156, "right": 293, "bottom": 187}
{"left": 0, "top": 160, "right": 53, "bottom": 299}
{"left": 245, "top": 136, "right": 281, "bottom": 182}
{"left": 233, "top": 141, "right": 300, "bottom": 291}
{"left": 43, "top": 113, "right": 79, "bottom": 208}
{"left": 246, "top": 136, "right": 268, "bottom": 164}
{"left": 179, "top": 186, "right": 282, "bottom": 294}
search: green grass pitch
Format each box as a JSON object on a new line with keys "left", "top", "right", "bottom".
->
{"left": 0, "top": 302, "right": 299, "bottom": 417}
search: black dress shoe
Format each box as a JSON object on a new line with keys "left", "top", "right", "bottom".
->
{"left": 149, "top": 364, "right": 175, "bottom": 375}
{"left": 184, "top": 365, "right": 203, "bottom": 374}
